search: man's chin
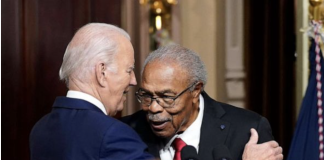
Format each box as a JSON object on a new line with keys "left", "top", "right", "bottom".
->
{"left": 116, "top": 107, "right": 123, "bottom": 114}
{"left": 109, "top": 104, "right": 123, "bottom": 117}
{"left": 117, "top": 100, "right": 125, "bottom": 111}
{"left": 151, "top": 129, "right": 173, "bottom": 139}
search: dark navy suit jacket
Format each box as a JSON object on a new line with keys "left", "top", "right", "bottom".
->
{"left": 30, "top": 97, "right": 153, "bottom": 160}
{"left": 122, "top": 92, "right": 274, "bottom": 160}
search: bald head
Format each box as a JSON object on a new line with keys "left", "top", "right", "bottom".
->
{"left": 59, "top": 23, "right": 130, "bottom": 86}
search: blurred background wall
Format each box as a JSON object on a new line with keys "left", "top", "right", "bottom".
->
{"left": 2, "top": 0, "right": 298, "bottom": 159}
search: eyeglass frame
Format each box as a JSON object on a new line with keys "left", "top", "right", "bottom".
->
{"left": 135, "top": 82, "right": 198, "bottom": 108}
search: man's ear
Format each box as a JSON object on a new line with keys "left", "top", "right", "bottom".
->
{"left": 96, "top": 63, "right": 107, "bottom": 87}
{"left": 192, "top": 82, "right": 203, "bottom": 103}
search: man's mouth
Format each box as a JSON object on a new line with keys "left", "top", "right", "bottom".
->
{"left": 150, "top": 120, "right": 169, "bottom": 130}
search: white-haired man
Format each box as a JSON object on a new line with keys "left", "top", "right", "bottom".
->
{"left": 30, "top": 23, "right": 153, "bottom": 160}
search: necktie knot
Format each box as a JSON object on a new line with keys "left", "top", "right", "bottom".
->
{"left": 172, "top": 138, "right": 187, "bottom": 160}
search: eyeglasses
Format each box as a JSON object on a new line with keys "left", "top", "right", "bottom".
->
{"left": 135, "top": 82, "right": 197, "bottom": 108}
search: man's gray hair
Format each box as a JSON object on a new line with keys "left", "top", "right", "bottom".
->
{"left": 59, "top": 23, "right": 130, "bottom": 86}
{"left": 142, "top": 45, "right": 207, "bottom": 90}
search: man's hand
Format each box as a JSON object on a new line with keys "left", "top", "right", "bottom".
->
{"left": 242, "top": 128, "right": 283, "bottom": 160}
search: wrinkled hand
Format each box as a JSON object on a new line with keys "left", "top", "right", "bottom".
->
{"left": 242, "top": 128, "right": 283, "bottom": 160}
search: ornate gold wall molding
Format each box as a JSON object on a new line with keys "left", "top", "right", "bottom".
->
{"left": 140, "top": 0, "right": 178, "bottom": 50}
{"left": 309, "top": 0, "right": 324, "bottom": 21}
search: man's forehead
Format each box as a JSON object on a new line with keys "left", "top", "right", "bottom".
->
{"left": 139, "top": 86, "right": 177, "bottom": 95}
{"left": 141, "top": 75, "right": 189, "bottom": 95}
{"left": 143, "top": 60, "right": 187, "bottom": 77}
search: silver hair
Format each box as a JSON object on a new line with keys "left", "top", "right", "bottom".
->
{"left": 142, "top": 44, "right": 207, "bottom": 90}
{"left": 59, "top": 23, "right": 130, "bottom": 86}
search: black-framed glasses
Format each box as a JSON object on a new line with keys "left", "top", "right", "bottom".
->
{"left": 135, "top": 82, "right": 197, "bottom": 108}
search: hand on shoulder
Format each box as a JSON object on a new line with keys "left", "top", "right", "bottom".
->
{"left": 242, "top": 128, "right": 283, "bottom": 160}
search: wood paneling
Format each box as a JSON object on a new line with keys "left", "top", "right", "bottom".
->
{"left": 2, "top": 0, "right": 121, "bottom": 159}
{"left": 2, "top": 0, "right": 24, "bottom": 158}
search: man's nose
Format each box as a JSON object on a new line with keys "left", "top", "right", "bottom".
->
{"left": 148, "top": 99, "right": 164, "bottom": 113}
{"left": 130, "top": 71, "right": 137, "bottom": 86}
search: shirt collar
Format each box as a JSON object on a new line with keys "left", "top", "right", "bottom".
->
{"left": 163, "top": 94, "right": 205, "bottom": 152}
{"left": 66, "top": 90, "right": 107, "bottom": 115}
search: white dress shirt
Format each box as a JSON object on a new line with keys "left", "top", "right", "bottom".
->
{"left": 66, "top": 90, "right": 107, "bottom": 115}
{"left": 159, "top": 94, "right": 205, "bottom": 160}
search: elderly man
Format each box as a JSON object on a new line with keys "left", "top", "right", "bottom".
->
{"left": 30, "top": 23, "right": 153, "bottom": 160}
{"left": 122, "top": 45, "right": 283, "bottom": 160}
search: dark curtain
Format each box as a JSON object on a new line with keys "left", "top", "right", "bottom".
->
{"left": 244, "top": 0, "right": 296, "bottom": 157}
{"left": 2, "top": 0, "right": 121, "bottom": 159}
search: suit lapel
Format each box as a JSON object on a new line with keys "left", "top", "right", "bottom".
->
{"left": 125, "top": 110, "right": 162, "bottom": 158}
{"left": 198, "top": 92, "right": 231, "bottom": 160}
{"left": 146, "top": 139, "right": 162, "bottom": 158}
{"left": 140, "top": 122, "right": 161, "bottom": 158}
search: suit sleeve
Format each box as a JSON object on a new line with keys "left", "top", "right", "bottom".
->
{"left": 256, "top": 117, "right": 274, "bottom": 143}
{"left": 99, "top": 121, "right": 154, "bottom": 160}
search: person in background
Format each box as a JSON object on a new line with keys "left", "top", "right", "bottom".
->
{"left": 122, "top": 45, "right": 283, "bottom": 160}
{"left": 30, "top": 23, "right": 154, "bottom": 160}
